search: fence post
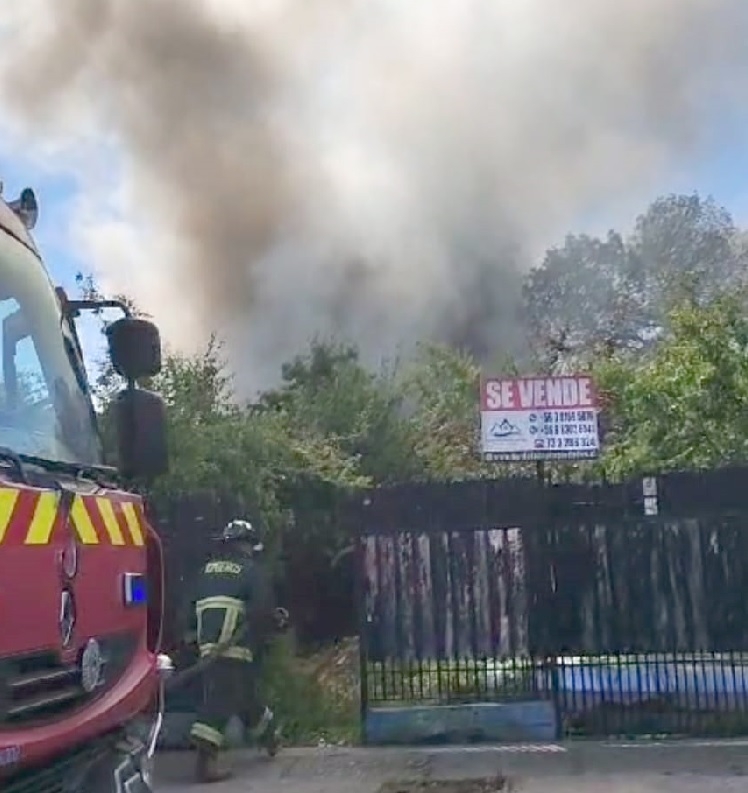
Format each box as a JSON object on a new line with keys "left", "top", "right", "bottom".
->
{"left": 349, "top": 493, "right": 370, "bottom": 745}
{"left": 534, "top": 472, "right": 564, "bottom": 740}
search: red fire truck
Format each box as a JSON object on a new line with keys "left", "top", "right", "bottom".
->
{"left": 0, "top": 184, "right": 173, "bottom": 792}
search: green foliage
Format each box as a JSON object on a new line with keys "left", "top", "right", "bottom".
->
{"left": 145, "top": 338, "right": 371, "bottom": 544}
{"left": 260, "top": 636, "right": 359, "bottom": 745}
{"left": 258, "top": 339, "right": 422, "bottom": 483}
{"left": 398, "top": 343, "right": 484, "bottom": 478}
{"left": 596, "top": 295, "right": 748, "bottom": 478}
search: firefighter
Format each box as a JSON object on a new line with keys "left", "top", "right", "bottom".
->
{"left": 188, "top": 518, "right": 288, "bottom": 784}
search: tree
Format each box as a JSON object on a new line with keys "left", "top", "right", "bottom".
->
{"left": 522, "top": 193, "right": 748, "bottom": 368}
{"left": 595, "top": 294, "right": 748, "bottom": 478}
{"left": 629, "top": 194, "right": 747, "bottom": 316}
{"left": 523, "top": 231, "right": 644, "bottom": 366}
{"left": 397, "top": 343, "right": 482, "bottom": 478}
{"left": 397, "top": 343, "right": 537, "bottom": 480}
{"left": 258, "top": 339, "right": 422, "bottom": 483}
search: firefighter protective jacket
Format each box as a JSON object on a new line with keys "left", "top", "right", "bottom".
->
{"left": 191, "top": 551, "right": 275, "bottom": 663}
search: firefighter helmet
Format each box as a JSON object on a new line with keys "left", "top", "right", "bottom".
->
{"left": 215, "top": 519, "right": 263, "bottom": 552}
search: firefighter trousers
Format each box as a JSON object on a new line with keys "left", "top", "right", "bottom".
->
{"left": 189, "top": 656, "right": 275, "bottom": 752}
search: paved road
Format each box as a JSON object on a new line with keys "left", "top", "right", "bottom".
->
{"left": 153, "top": 740, "right": 748, "bottom": 792}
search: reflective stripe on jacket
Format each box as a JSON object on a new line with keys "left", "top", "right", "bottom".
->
{"left": 192, "top": 551, "right": 274, "bottom": 661}
{"left": 196, "top": 594, "right": 254, "bottom": 662}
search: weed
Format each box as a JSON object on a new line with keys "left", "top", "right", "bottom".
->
{"left": 261, "top": 635, "right": 360, "bottom": 745}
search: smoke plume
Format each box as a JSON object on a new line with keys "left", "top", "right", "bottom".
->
{"left": 1, "top": 0, "right": 746, "bottom": 390}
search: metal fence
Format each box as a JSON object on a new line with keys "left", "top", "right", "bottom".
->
{"left": 353, "top": 468, "right": 748, "bottom": 738}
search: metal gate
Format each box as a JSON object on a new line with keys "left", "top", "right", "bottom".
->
{"left": 353, "top": 467, "right": 748, "bottom": 740}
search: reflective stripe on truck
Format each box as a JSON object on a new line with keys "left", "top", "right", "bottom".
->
{"left": 0, "top": 487, "right": 147, "bottom": 547}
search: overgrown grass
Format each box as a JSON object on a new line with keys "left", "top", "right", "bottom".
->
{"left": 367, "top": 658, "right": 538, "bottom": 706}
{"left": 260, "top": 635, "right": 360, "bottom": 746}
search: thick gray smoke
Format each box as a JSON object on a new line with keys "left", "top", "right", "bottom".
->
{"left": 1, "top": 0, "right": 747, "bottom": 390}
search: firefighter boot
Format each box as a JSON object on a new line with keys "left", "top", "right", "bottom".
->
{"left": 195, "top": 745, "right": 232, "bottom": 784}
{"left": 259, "top": 726, "right": 282, "bottom": 757}
{"left": 255, "top": 708, "right": 282, "bottom": 757}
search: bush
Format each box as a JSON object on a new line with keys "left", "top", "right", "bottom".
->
{"left": 260, "top": 635, "right": 360, "bottom": 745}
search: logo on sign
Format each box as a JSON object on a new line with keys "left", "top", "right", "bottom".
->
{"left": 489, "top": 419, "right": 520, "bottom": 439}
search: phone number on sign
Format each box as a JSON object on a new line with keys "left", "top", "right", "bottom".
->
{"left": 541, "top": 436, "right": 597, "bottom": 450}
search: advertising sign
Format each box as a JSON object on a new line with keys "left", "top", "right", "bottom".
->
{"left": 480, "top": 375, "right": 601, "bottom": 461}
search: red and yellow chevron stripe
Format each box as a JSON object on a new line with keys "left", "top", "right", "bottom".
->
{"left": 0, "top": 485, "right": 148, "bottom": 547}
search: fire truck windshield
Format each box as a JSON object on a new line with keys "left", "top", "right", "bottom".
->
{"left": 0, "top": 226, "right": 102, "bottom": 467}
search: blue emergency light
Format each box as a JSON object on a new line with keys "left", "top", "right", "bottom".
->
{"left": 123, "top": 573, "right": 148, "bottom": 607}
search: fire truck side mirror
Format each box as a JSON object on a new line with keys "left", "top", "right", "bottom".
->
{"left": 113, "top": 387, "right": 169, "bottom": 480}
{"left": 107, "top": 317, "right": 162, "bottom": 382}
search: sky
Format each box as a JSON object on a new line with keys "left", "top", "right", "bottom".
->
{"left": 4, "top": 126, "right": 746, "bottom": 373}
{"left": 1, "top": 0, "right": 748, "bottom": 391}
{"left": 0, "top": 159, "right": 108, "bottom": 370}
